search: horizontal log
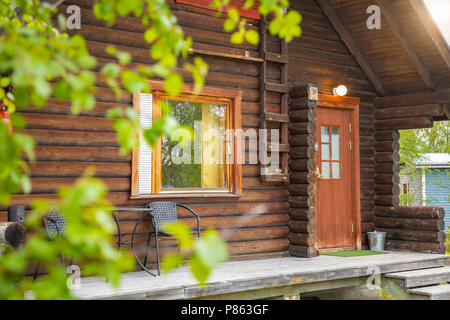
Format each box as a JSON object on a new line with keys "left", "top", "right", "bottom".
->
{"left": 375, "top": 140, "right": 400, "bottom": 153}
{"left": 375, "top": 130, "right": 399, "bottom": 142}
{"left": 289, "top": 121, "right": 316, "bottom": 135}
{"left": 289, "top": 244, "right": 319, "bottom": 258}
{"left": 373, "top": 89, "right": 450, "bottom": 108}
{"left": 375, "top": 174, "right": 400, "bottom": 184}
{"left": 119, "top": 214, "right": 289, "bottom": 234}
{"left": 29, "top": 177, "right": 130, "bottom": 193}
{"left": 288, "top": 232, "right": 317, "bottom": 246}
{"left": 375, "top": 162, "right": 400, "bottom": 174}
{"left": 374, "top": 184, "right": 400, "bottom": 196}
{"left": 2, "top": 190, "right": 290, "bottom": 210}
{"left": 375, "top": 206, "right": 445, "bottom": 220}
{"left": 374, "top": 216, "right": 444, "bottom": 232}
{"left": 374, "top": 104, "right": 443, "bottom": 120}
{"left": 288, "top": 184, "right": 316, "bottom": 197}
{"left": 289, "top": 146, "right": 315, "bottom": 159}
{"left": 377, "top": 228, "right": 445, "bottom": 243}
{"left": 375, "top": 117, "right": 433, "bottom": 130}
{"left": 361, "top": 222, "right": 376, "bottom": 233}
{"left": 289, "top": 171, "right": 316, "bottom": 184}
{"left": 22, "top": 113, "right": 114, "bottom": 132}
{"left": 289, "top": 195, "right": 316, "bottom": 208}
{"left": 0, "top": 222, "right": 26, "bottom": 248}
{"left": 33, "top": 146, "right": 130, "bottom": 162}
{"left": 289, "top": 208, "right": 316, "bottom": 221}
{"left": 289, "top": 134, "right": 316, "bottom": 147}
{"left": 289, "top": 159, "right": 316, "bottom": 172}
{"left": 374, "top": 195, "right": 399, "bottom": 206}
{"left": 288, "top": 220, "right": 316, "bottom": 234}
{"left": 384, "top": 240, "right": 445, "bottom": 254}
{"left": 24, "top": 129, "right": 119, "bottom": 147}
{"left": 374, "top": 152, "right": 400, "bottom": 163}
{"left": 29, "top": 162, "right": 131, "bottom": 178}
{"left": 289, "top": 109, "right": 316, "bottom": 122}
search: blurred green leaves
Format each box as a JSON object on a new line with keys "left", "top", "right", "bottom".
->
{"left": 161, "top": 222, "right": 228, "bottom": 285}
{"left": 0, "top": 0, "right": 303, "bottom": 299}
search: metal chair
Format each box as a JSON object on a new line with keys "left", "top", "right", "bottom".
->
{"left": 33, "top": 210, "right": 72, "bottom": 280}
{"left": 131, "top": 202, "right": 201, "bottom": 276}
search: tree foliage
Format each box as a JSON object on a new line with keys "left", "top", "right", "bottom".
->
{"left": 399, "top": 121, "right": 450, "bottom": 169}
{"left": 0, "top": 0, "right": 302, "bottom": 299}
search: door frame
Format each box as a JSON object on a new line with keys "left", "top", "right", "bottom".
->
{"left": 316, "top": 93, "right": 361, "bottom": 251}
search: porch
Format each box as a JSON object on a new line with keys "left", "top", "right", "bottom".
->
{"left": 73, "top": 251, "right": 450, "bottom": 300}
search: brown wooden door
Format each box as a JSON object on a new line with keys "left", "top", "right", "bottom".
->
{"left": 315, "top": 106, "right": 355, "bottom": 249}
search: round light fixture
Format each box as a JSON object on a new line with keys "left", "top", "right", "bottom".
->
{"left": 333, "top": 85, "right": 348, "bottom": 96}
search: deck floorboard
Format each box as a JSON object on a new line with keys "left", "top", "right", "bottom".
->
{"left": 73, "top": 251, "right": 450, "bottom": 299}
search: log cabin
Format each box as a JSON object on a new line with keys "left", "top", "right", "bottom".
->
{"left": 3, "top": 0, "right": 450, "bottom": 299}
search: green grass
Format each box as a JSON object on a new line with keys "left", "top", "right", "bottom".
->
{"left": 321, "top": 250, "right": 389, "bottom": 257}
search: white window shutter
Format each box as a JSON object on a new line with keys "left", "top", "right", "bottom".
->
{"left": 138, "top": 93, "right": 153, "bottom": 194}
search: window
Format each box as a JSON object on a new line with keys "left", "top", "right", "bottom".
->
{"left": 320, "top": 125, "right": 341, "bottom": 179}
{"left": 131, "top": 82, "right": 242, "bottom": 198}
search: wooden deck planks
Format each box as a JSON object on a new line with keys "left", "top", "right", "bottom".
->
{"left": 73, "top": 251, "right": 450, "bottom": 300}
{"left": 385, "top": 266, "right": 450, "bottom": 288}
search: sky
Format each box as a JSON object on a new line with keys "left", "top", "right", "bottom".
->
{"left": 423, "top": 0, "right": 450, "bottom": 46}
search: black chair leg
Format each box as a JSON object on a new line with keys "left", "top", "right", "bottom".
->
{"left": 143, "top": 232, "right": 154, "bottom": 268}
{"left": 155, "top": 234, "right": 161, "bottom": 276}
{"left": 33, "top": 263, "right": 40, "bottom": 281}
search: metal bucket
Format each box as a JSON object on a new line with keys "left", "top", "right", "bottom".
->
{"left": 367, "top": 231, "right": 386, "bottom": 251}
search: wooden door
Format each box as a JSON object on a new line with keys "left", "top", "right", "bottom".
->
{"left": 315, "top": 106, "right": 356, "bottom": 249}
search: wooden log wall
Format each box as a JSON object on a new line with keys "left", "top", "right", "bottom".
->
{"left": 373, "top": 89, "right": 448, "bottom": 254}
{"left": 286, "top": 0, "right": 378, "bottom": 251}
{"left": 2, "top": 0, "right": 295, "bottom": 267}
{"left": 1, "top": 0, "right": 404, "bottom": 262}
{"left": 374, "top": 206, "right": 446, "bottom": 254}
{"left": 288, "top": 86, "right": 319, "bottom": 257}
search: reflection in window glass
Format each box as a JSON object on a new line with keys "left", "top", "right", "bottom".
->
{"left": 161, "top": 99, "right": 228, "bottom": 190}
{"left": 321, "top": 144, "right": 330, "bottom": 161}
{"left": 331, "top": 127, "right": 340, "bottom": 160}
{"left": 332, "top": 162, "right": 340, "bottom": 179}
{"left": 321, "top": 126, "right": 330, "bottom": 143}
{"left": 322, "top": 162, "right": 331, "bottom": 179}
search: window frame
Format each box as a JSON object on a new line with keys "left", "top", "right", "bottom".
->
{"left": 131, "top": 81, "right": 242, "bottom": 199}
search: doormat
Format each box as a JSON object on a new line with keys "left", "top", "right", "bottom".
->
{"left": 321, "top": 250, "right": 389, "bottom": 257}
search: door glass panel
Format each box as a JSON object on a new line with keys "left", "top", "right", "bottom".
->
{"left": 321, "top": 162, "right": 331, "bottom": 179}
{"left": 321, "top": 126, "right": 330, "bottom": 143}
{"left": 321, "top": 144, "right": 330, "bottom": 161}
{"left": 332, "top": 162, "right": 340, "bottom": 179}
{"left": 331, "top": 127, "right": 340, "bottom": 160}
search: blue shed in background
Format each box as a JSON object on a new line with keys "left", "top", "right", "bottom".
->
{"left": 400, "top": 153, "right": 449, "bottom": 233}
{"left": 421, "top": 154, "right": 449, "bottom": 233}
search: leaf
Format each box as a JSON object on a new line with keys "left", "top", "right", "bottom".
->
{"left": 224, "top": 19, "right": 236, "bottom": 32}
{"left": 193, "top": 229, "right": 228, "bottom": 270}
{"left": 162, "top": 252, "right": 184, "bottom": 273}
{"left": 189, "top": 254, "right": 210, "bottom": 285}
{"left": 230, "top": 31, "right": 244, "bottom": 44}
{"left": 54, "top": 81, "right": 71, "bottom": 100}
{"left": 164, "top": 73, "right": 183, "bottom": 96}
{"left": 162, "top": 222, "right": 194, "bottom": 250}
{"left": 244, "top": 29, "right": 259, "bottom": 45}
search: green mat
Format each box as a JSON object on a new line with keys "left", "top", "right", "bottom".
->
{"left": 321, "top": 250, "right": 388, "bottom": 257}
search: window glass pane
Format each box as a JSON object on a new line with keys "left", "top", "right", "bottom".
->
{"left": 321, "top": 144, "right": 330, "bottom": 161}
{"left": 321, "top": 126, "right": 330, "bottom": 143}
{"left": 322, "top": 162, "right": 331, "bottom": 179}
{"left": 332, "top": 162, "right": 340, "bottom": 179}
{"left": 161, "top": 99, "right": 228, "bottom": 190}
{"left": 331, "top": 127, "right": 340, "bottom": 160}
